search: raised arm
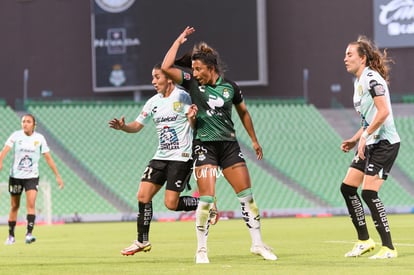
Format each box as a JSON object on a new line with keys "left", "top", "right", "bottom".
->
{"left": 161, "top": 26, "right": 195, "bottom": 84}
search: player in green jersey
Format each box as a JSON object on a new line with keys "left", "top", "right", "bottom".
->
{"left": 162, "top": 27, "right": 277, "bottom": 263}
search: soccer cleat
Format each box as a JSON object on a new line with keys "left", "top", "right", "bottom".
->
{"left": 25, "top": 234, "right": 36, "bottom": 244}
{"left": 121, "top": 240, "right": 152, "bottom": 256}
{"left": 251, "top": 244, "right": 278, "bottom": 261}
{"left": 369, "top": 246, "right": 398, "bottom": 259}
{"left": 209, "top": 198, "right": 219, "bottom": 225}
{"left": 195, "top": 247, "right": 209, "bottom": 264}
{"left": 4, "top": 235, "right": 15, "bottom": 245}
{"left": 344, "top": 238, "right": 375, "bottom": 257}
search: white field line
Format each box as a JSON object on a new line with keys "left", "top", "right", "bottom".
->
{"left": 325, "top": 240, "right": 414, "bottom": 247}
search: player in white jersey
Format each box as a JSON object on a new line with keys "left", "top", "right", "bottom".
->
{"left": 341, "top": 36, "right": 400, "bottom": 259}
{"left": 0, "top": 114, "right": 64, "bottom": 245}
{"left": 109, "top": 64, "right": 217, "bottom": 256}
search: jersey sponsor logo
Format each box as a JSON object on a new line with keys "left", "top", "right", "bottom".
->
{"left": 18, "top": 155, "right": 33, "bottom": 171}
{"left": 155, "top": 114, "right": 179, "bottom": 123}
{"left": 206, "top": 95, "right": 224, "bottom": 110}
{"left": 183, "top": 72, "right": 191, "bottom": 80}
{"left": 159, "top": 126, "right": 179, "bottom": 150}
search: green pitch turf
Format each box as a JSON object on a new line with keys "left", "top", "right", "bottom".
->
{"left": 0, "top": 214, "right": 413, "bottom": 274}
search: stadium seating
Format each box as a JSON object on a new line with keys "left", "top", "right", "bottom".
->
{"left": 1, "top": 100, "right": 411, "bottom": 222}
{"left": 395, "top": 117, "right": 414, "bottom": 182}
{"left": 234, "top": 101, "right": 414, "bottom": 208}
{"left": 0, "top": 104, "right": 118, "bottom": 222}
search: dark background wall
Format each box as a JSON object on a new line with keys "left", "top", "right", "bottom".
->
{"left": 1, "top": 0, "right": 413, "bottom": 108}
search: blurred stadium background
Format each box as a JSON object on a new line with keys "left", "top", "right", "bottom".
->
{"left": 0, "top": 0, "right": 413, "bottom": 223}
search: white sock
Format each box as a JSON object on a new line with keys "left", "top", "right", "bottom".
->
{"left": 196, "top": 200, "right": 212, "bottom": 251}
{"left": 239, "top": 194, "right": 263, "bottom": 246}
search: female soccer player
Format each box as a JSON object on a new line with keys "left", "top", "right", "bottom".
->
{"left": 341, "top": 36, "right": 400, "bottom": 259}
{"left": 109, "top": 64, "right": 217, "bottom": 256}
{"left": 161, "top": 27, "right": 277, "bottom": 263}
{"left": 0, "top": 114, "right": 64, "bottom": 245}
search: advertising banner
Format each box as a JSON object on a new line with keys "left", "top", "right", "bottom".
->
{"left": 373, "top": 0, "right": 414, "bottom": 48}
{"left": 91, "top": 0, "right": 267, "bottom": 92}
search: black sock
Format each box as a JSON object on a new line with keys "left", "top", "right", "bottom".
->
{"left": 175, "top": 196, "right": 199, "bottom": 211}
{"left": 361, "top": 190, "right": 394, "bottom": 249}
{"left": 340, "top": 183, "right": 369, "bottom": 240}
{"left": 137, "top": 202, "right": 152, "bottom": 243}
{"left": 8, "top": 221, "right": 16, "bottom": 237}
{"left": 27, "top": 214, "right": 36, "bottom": 234}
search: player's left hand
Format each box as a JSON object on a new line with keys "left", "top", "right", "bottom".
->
{"left": 253, "top": 141, "right": 263, "bottom": 160}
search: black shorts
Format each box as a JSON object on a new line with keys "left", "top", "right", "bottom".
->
{"left": 141, "top": 159, "right": 193, "bottom": 192}
{"left": 192, "top": 139, "right": 245, "bottom": 169}
{"left": 8, "top": 177, "right": 39, "bottom": 195}
{"left": 350, "top": 140, "right": 400, "bottom": 180}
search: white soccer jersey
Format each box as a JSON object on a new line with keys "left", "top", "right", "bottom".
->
{"left": 353, "top": 67, "right": 400, "bottom": 145}
{"left": 136, "top": 87, "right": 193, "bottom": 161}
{"left": 5, "top": 130, "right": 50, "bottom": 179}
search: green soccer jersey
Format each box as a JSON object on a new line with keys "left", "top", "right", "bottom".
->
{"left": 181, "top": 73, "right": 243, "bottom": 141}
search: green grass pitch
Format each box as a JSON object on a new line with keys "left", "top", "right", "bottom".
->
{"left": 0, "top": 214, "right": 413, "bottom": 274}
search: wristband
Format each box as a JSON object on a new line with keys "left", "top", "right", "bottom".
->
{"left": 361, "top": 130, "right": 370, "bottom": 140}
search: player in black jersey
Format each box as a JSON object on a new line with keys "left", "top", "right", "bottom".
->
{"left": 162, "top": 26, "right": 277, "bottom": 263}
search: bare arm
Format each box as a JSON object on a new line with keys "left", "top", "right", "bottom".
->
{"left": 341, "top": 128, "right": 363, "bottom": 153}
{"left": 43, "top": 152, "right": 64, "bottom": 189}
{"left": 108, "top": 116, "right": 144, "bottom": 133}
{"left": 235, "top": 102, "right": 263, "bottom": 160}
{"left": 161, "top": 26, "right": 195, "bottom": 84}
{"left": 0, "top": 145, "right": 11, "bottom": 171}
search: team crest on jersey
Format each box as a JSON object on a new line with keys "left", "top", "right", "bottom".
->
{"left": 358, "top": 85, "right": 363, "bottom": 96}
{"left": 34, "top": 141, "right": 40, "bottom": 147}
{"left": 173, "top": 102, "right": 183, "bottom": 112}
{"left": 222, "top": 88, "right": 230, "bottom": 99}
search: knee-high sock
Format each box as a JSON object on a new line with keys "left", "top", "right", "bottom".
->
{"left": 237, "top": 188, "right": 263, "bottom": 246}
{"left": 340, "top": 183, "right": 369, "bottom": 240}
{"left": 195, "top": 196, "right": 213, "bottom": 251}
{"left": 8, "top": 221, "right": 16, "bottom": 237}
{"left": 362, "top": 190, "right": 394, "bottom": 249}
{"left": 27, "top": 214, "right": 36, "bottom": 234}
{"left": 176, "top": 196, "right": 199, "bottom": 211}
{"left": 137, "top": 201, "right": 152, "bottom": 243}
